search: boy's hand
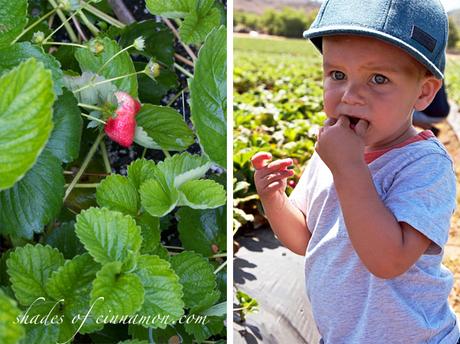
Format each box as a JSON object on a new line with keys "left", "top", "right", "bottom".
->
{"left": 251, "top": 152, "right": 294, "bottom": 202}
{"left": 315, "top": 115, "right": 369, "bottom": 173}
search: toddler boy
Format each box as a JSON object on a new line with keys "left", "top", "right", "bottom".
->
{"left": 252, "top": 0, "right": 460, "bottom": 342}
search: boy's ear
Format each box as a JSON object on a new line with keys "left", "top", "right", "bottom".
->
{"left": 413, "top": 77, "right": 443, "bottom": 111}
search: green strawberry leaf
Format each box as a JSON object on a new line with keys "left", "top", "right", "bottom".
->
{"left": 96, "top": 175, "right": 140, "bottom": 217}
{"left": 63, "top": 71, "right": 117, "bottom": 105}
{"left": 177, "top": 206, "right": 226, "bottom": 256}
{"left": 0, "top": 150, "right": 65, "bottom": 239}
{"left": 145, "top": 0, "right": 189, "bottom": 18}
{"left": 0, "top": 42, "right": 64, "bottom": 96}
{"left": 189, "top": 26, "right": 226, "bottom": 168}
{"left": 0, "top": 0, "right": 28, "bottom": 48}
{"left": 140, "top": 172, "right": 179, "bottom": 217}
{"left": 44, "top": 221, "right": 85, "bottom": 259}
{"left": 91, "top": 261, "right": 144, "bottom": 318}
{"left": 145, "top": 0, "right": 221, "bottom": 44}
{"left": 134, "top": 255, "right": 184, "bottom": 329}
{"left": 75, "top": 207, "right": 142, "bottom": 265}
{"left": 135, "top": 105, "right": 194, "bottom": 151}
{"left": 136, "top": 212, "right": 161, "bottom": 255}
{"left": 6, "top": 244, "right": 64, "bottom": 306}
{"left": 0, "top": 289, "right": 25, "bottom": 344}
{"left": 180, "top": 6, "right": 221, "bottom": 44}
{"left": 178, "top": 179, "right": 226, "bottom": 209}
{"left": 136, "top": 62, "right": 178, "bottom": 105}
{"left": 46, "top": 253, "right": 103, "bottom": 339}
{"left": 0, "top": 58, "right": 55, "bottom": 191}
{"left": 119, "top": 20, "right": 174, "bottom": 66}
{"left": 46, "top": 89, "right": 82, "bottom": 163}
{"left": 183, "top": 315, "right": 224, "bottom": 343}
{"left": 118, "top": 340, "right": 149, "bottom": 344}
{"left": 127, "top": 159, "right": 157, "bottom": 190}
{"left": 201, "top": 301, "right": 227, "bottom": 317}
{"left": 19, "top": 299, "right": 60, "bottom": 344}
{"left": 46, "top": 253, "right": 100, "bottom": 302}
{"left": 170, "top": 251, "right": 219, "bottom": 310}
{"left": 156, "top": 152, "right": 211, "bottom": 188}
{"left": 75, "top": 37, "right": 138, "bottom": 97}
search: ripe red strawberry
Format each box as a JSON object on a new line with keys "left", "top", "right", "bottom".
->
{"left": 104, "top": 92, "right": 141, "bottom": 147}
{"left": 114, "top": 91, "right": 141, "bottom": 116}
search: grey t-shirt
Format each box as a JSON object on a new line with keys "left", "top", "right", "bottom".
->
{"left": 289, "top": 136, "right": 459, "bottom": 343}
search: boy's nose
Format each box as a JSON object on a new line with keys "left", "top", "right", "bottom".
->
{"left": 341, "top": 83, "right": 365, "bottom": 106}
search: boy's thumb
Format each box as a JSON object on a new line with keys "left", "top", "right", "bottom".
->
{"left": 354, "top": 119, "right": 369, "bottom": 138}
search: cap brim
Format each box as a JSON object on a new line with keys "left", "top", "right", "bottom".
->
{"left": 303, "top": 25, "right": 444, "bottom": 79}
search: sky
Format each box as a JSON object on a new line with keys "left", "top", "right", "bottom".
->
{"left": 440, "top": 0, "right": 460, "bottom": 13}
{"left": 314, "top": 0, "right": 460, "bottom": 13}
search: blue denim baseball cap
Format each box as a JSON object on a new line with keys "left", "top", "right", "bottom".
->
{"left": 303, "top": 0, "right": 448, "bottom": 79}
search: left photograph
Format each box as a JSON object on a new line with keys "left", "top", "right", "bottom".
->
{"left": 0, "top": 1, "right": 227, "bottom": 343}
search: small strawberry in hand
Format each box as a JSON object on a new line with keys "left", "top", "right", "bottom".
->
{"left": 104, "top": 91, "right": 141, "bottom": 147}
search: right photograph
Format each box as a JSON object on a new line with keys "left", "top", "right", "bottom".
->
{"left": 233, "top": 0, "right": 460, "bottom": 343}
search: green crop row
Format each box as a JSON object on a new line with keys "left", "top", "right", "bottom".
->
{"left": 234, "top": 36, "right": 460, "bottom": 232}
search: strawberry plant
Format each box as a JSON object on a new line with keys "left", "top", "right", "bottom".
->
{"left": 0, "top": 1, "right": 227, "bottom": 343}
{"left": 233, "top": 37, "right": 325, "bottom": 232}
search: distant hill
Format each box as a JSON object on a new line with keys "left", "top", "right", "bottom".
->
{"left": 235, "top": 0, "right": 321, "bottom": 14}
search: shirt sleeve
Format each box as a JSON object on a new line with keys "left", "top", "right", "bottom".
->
{"left": 383, "top": 153, "right": 456, "bottom": 255}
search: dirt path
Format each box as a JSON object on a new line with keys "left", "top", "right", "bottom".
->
{"left": 437, "top": 120, "right": 460, "bottom": 318}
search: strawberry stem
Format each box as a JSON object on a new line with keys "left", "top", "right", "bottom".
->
{"left": 80, "top": 112, "right": 106, "bottom": 124}
{"left": 214, "top": 260, "right": 227, "bottom": 275}
{"left": 167, "top": 86, "right": 189, "bottom": 106}
{"left": 96, "top": 44, "right": 135, "bottom": 75}
{"left": 173, "top": 63, "right": 193, "bottom": 79}
{"left": 164, "top": 246, "right": 184, "bottom": 250}
{"left": 43, "top": 10, "right": 79, "bottom": 44}
{"left": 64, "top": 131, "right": 105, "bottom": 202}
{"left": 64, "top": 183, "right": 100, "bottom": 188}
{"left": 12, "top": 7, "right": 59, "bottom": 44}
{"left": 48, "top": 0, "right": 79, "bottom": 43}
{"left": 78, "top": 103, "right": 104, "bottom": 112}
{"left": 42, "top": 41, "right": 87, "bottom": 48}
{"left": 81, "top": 1, "right": 125, "bottom": 28}
{"left": 100, "top": 140, "right": 112, "bottom": 174}
{"left": 210, "top": 253, "right": 227, "bottom": 259}
{"left": 162, "top": 150, "right": 171, "bottom": 158}
{"left": 78, "top": 9, "right": 99, "bottom": 36}
{"left": 74, "top": 70, "right": 145, "bottom": 93}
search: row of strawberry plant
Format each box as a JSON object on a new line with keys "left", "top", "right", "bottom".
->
{"left": 233, "top": 37, "right": 325, "bottom": 232}
{"left": 0, "top": 0, "right": 227, "bottom": 343}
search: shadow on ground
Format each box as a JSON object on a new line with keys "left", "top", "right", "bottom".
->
{"left": 233, "top": 227, "right": 321, "bottom": 344}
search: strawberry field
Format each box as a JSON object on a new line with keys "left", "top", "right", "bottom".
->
{"left": 233, "top": 36, "right": 325, "bottom": 231}
{"left": 0, "top": 1, "right": 227, "bottom": 343}
{"left": 234, "top": 34, "right": 460, "bottom": 318}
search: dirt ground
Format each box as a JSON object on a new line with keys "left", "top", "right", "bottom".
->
{"left": 436, "top": 120, "right": 460, "bottom": 318}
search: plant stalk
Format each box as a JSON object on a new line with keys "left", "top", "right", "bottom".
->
{"left": 214, "top": 260, "right": 227, "bottom": 274}
{"left": 96, "top": 44, "right": 134, "bottom": 75}
{"left": 74, "top": 70, "right": 145, "bottom": 93}
{"left": 64, "top": 131, "right": 104, "bottom": 202}
{"left": 78, "top": 9, "right": 100, "bottom": 36}
{"left": 80, "top": 112, "right": 106, "bottom": 124}
{"left": 12, "top": 7, "right": 58, "bottom": 44}
{"left": 81, "top": 1, "right": 125, "bottom": 28}
{"left": 100, "top": 140, "right": 112, "bottom": 174}
{"left": 174, "top": 63, "right": 193, "bottom": 79}
{"left": 43, "top": 10, "right": 78, "bottom": 44}
{"left": 42, "top": 41, "right": 87, "bottom": 48}
{"left": 47, "top": 0, "right": 79, "bottom": 42}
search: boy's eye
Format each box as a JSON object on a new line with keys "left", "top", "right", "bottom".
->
{"left": 371, "top": 74, "right": 389, "bottom": 84}
{"left": 330, "top": 71, "right": 345, "bottom": 80}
